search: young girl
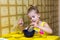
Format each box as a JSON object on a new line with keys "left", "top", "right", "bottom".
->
{"left": 16, "top": 5, "right": 52, "bottom": 36}
{"left": 27, "top": 5, "right": 53, "bottom": 37}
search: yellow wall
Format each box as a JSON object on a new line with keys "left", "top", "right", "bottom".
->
{"left": 0, "top": 0, "right": 58, "bottom": 36}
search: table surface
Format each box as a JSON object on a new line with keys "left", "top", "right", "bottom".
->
{"left": 1, "top": 32, "right": 60, "bottom": 40}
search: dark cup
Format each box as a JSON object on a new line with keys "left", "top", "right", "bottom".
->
{"left": 23, "top": 30, "right": 35, "bottom": 38}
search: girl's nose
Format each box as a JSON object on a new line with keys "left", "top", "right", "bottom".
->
{"left": 31, "top": 18, "right": 35, "bottom": 20}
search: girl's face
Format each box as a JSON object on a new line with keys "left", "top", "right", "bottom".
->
{"left": 28, "top": 10, "right": 40, "bottom": 23}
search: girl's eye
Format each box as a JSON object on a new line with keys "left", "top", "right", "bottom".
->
{"left": 32, "top": 16, "right": 35, "bottom": 18}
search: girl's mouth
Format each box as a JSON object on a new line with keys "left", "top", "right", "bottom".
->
{"left": 32, "top": 20, "right": 36, "bottom": 22}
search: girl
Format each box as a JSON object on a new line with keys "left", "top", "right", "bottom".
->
{"left": 17, "top": 5, "right": 52, "bottom": 36}
{"left": 13, "top": 6, "right": 52, "bottom": 34}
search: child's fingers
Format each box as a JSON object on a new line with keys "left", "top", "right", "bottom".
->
{"left": 30, "top": 22, "right": 35, "bottom": 26}
{"left": 30, "top": 22, "right": 38, "bottom": 27}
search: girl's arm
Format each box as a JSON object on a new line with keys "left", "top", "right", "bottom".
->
{"left": 38, "top": 23, "right": 53, "bottom": 34}
{"left": 12, "top": 18, "right": 24, "bottom": 33}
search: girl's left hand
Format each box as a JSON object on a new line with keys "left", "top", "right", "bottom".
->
{"left": 34, "top": 23, "right": 38, "bottom": 28}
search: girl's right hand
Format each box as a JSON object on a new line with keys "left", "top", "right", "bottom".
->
{"left": 18, "top": 18, "right": 24, "bottom": 26}
{"left": 30, "top": 22, "right": 38, "bottom": 28}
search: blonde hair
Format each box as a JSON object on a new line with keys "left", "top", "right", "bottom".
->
{"left": 27, "top": 5, "right": 39, "bottom": 14}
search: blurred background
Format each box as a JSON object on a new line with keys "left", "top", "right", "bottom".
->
{"left": 0, "top": 0, "right": 59, "bottom": 36}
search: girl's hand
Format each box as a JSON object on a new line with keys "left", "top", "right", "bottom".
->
{"left": 18, "top": 18, "right": 24, "bottom": 26}
{"left": 30, "top": 22, "right": 38, "bottom": 28}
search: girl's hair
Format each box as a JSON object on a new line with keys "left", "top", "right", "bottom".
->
{"left": 27, "top": 5, "right": 39, "bottom": 14}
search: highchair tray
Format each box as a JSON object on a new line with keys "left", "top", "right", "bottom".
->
{"left": 1, "top": 32, "right": 60, "bottom": 40}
